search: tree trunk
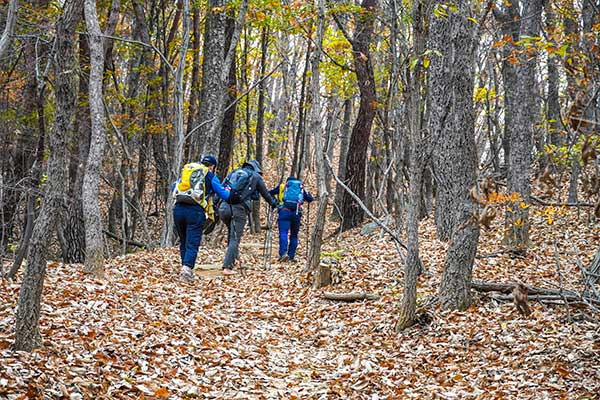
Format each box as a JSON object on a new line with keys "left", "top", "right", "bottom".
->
{"left": 430, "top": 0, "right": 478, "bottom": 241}
{"left": 217, "top": 15, "right": 237, "bottom": 180}
{"left": 291, "top": 41, "right": 311, "bottom": 178}
{"left": 307, "top": 0, "right": 328, "bottom": 288}
{"left": 0, "top": 0, "right": 19, "bottom": 60}
{"left": 161, "top": 0, "right": 191, "bottom": 246}
{"left": 545, "top": 4, "right": 561, "bottom": 149}
{"left": 14, "top": 0, "right": 81, "bottom": 352}
{"left": 332, "top": 98, "right": 352, "bottom": 221}
{"left": 186, "top": 3, "right": 201, "bottom": 160}
{"left": 251, "top": 26, "right": 269, "bottom": 233}
{"left": 62, "top": 30, "right": 91, "bottom": 264}
{"left": 194, "top": 0, "right": 226, "bottom": 158}
{"left": 340, "top": 0, "right": 378, "bottom": 232}
{"left": 82, "top": 0, "right": 107, "bottom": 277}
{"left": 397, "top": 0, "right": 427, "bottom": 331}
{"left": 506, "top": 0, "right": 543, "bottom": 254}
{"left": 494, "top": 2, "right": 520, "bottom": 170}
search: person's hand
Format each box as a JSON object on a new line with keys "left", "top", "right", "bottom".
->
{"left": 229, "top": 192, "right": 241, "bottom": 204}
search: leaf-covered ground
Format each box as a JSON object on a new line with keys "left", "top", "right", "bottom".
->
{"left": 1, "top": 208, "right": 599, "bottom": 399}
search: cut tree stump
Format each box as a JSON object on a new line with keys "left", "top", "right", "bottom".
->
{"left": 323, "top": 292, "right": 379, "bottom": 302}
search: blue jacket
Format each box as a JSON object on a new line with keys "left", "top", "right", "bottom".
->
{"left": 171, "top": 170, "right": 230, "bottom": 202}
{"left": 205, "top": 171, "right": 230, "bottom": 201}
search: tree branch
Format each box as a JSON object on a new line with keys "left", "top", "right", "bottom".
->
{"left": 324, "top": 153, "right": 408, "bottom": 252}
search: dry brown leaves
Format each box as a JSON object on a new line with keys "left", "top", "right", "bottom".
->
{"left": 1, "top": 207, "right": 599, "bottom": 399}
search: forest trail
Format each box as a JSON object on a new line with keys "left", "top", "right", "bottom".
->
{"left": 1, "top": 211, "right": 599, "bottom": 399}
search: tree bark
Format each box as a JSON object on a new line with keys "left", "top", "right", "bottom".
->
{"left": 306, "top": 0, "right": 329, "bottom": 288}
{"left": 340, "top": 0, "right": 378, "bottom": 232}
{"left": 61, "top": 29, "right": 90, "bottom": 264}
{"left": 251, "top": 26, "right": 269, "bottom": 233}
{"left": 428, "top": 0, "right": 480, "bottom": 309}
{"left": 82, "top": 0, "right": 107, "bottom": 277}
{"left": 506, "top": 0, "right": 543, "bottom": 254}
{"left": 493, "top": 2, "right": 520, "bottom": 170}
{"left": 397, "top": 0, "right": 427, "bottom": 331}
{"left": 161, "top": 0, "right": 190, "bottom": 246}
{"left": 545, "top": 4, "right": 562, "bottom": 149}
{"left": 430, "top": 0, "right": 478, "bottom": 242}
{"left": 14, "top": 0, "right": 82, "bottom": 352}
{"left": 333, "top": 98, "right": 352, "bottom": 220}
{"left": 194, "top": 0, "right": 226, "bottom": 158}
{"left": 217, "top": 15, "right": 237, "bottom": 180}
{"left": 0, "top": 0, "right": 19, "bottom": 60}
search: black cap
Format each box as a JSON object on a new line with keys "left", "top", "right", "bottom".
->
{"left": 201, "top": 154, "right": 217, "bottom": 167}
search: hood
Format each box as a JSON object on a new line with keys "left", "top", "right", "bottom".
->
{"left": 243, "top": 160, "right": 262, "bottom": 174}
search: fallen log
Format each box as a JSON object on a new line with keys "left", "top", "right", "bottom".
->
{"left": 471, "top": 281, "right": 579, "bottom": 297}
{"left": 323, "top": 292, "right": 379, "bottom": 302}
{"left": 103, "top": 230, "right": 147, "bottom": 249}
{"left": 472, "top": 281, "right": 600, "bottom": 307}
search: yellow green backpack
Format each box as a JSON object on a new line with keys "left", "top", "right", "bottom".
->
{"left": 173, "top": 163, "right": 208, "bottom": 207}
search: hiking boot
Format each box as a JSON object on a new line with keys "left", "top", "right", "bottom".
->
{"left": 288, "top": 258, "right": 298, "bottom": 263}
{"left": 222, "top": 268, "right": 236, "bottom": 276}
{"left": 180, "top": 265, "right": 195, "bottom": 281}
{"left": 278, "top": 255, "right": 289, "bottom": 262}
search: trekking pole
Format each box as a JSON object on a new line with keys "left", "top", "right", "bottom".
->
{"left": 305, "top": 202, "right": 311, "bottom": 258}
{"left": 263, "top": 207, "right": 274, "bottom": 269}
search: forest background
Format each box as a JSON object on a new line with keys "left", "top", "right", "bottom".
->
{"left": 0, "top": 0, "right": 599, "bottom": 398}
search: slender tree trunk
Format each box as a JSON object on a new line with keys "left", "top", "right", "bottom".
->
{"left": 82, "top": 0, "right": 107, "bottom": 277}
{"left": 217, "top": 15, "right": 237, "bottom": 180}
{"left": 397, "top": 0, "right": 427, "bottom": 331}
{"left": 494, "top": 3, "right": 520, "bottom": 170}
{"left": 307, "top": 0, "right": 328, "bottom": 288}
{"left": 252, "top": 26, "right": 269, "bottom": 233}
{"left": 340, "top": 0, "right": 378, "bottom": 232}
{"left": 161, "top": 0, "right": 190, "bottom": 246}
{"left": 186, "top": 3, "right": 201, "bottom": 160}
{"left": 0, "top": 0, "right": 19, "bottom": 60}
{"left": 332, "top": 98, "right": 352, "bottom": 220}
{"left": 545, "top": 5, "right": 561, "bottom": 149}
{"left": 62, "top": 30, "right": 90, "bottom": 264}
{"left": 291, "top": 41, "right": 311, "bottom": 178}
{"left": 14, "top": 0, "right": 82, "bottom": 352}
{"left": 506, "top": 0, "right": 543, "bottom": 254}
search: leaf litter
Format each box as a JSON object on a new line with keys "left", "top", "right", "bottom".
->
{"left": 0, "top": 208, "right": 599, "bottom": 399}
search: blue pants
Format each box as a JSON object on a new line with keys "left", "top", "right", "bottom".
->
{"left": 173, "top": 203, "right": 206, "bottom": 268}
{"left": 278, "top": 208, "right": 302, "bottom": 260}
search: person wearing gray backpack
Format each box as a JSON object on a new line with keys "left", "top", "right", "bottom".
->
{"left": 218, "top": 160, "right": 278, "bottom": 275}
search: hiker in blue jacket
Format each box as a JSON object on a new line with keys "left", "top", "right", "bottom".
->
{"left": 172, "top": 155, "right": 230, "bottom": 281}
{"left": 269, "top": 176, "right": 314, "bottom": 262}
{"left": 218, "top": 160, "right": 278, "bottom": 275}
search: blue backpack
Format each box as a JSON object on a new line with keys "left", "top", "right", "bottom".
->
{"left": 225, "top": 168, "right": 253, "bottom": 204}
{"left": 281, "top": 179, "right": 304, "bottom": 210}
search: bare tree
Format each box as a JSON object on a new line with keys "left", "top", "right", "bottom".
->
{"left": 336, "top": 0, "right": 379, "bottom": 232}
{"left": 306, "top": 0, "right": 329, "bottom": 288}
{"left": 82, "top": 0, "right": 107, "bottom": 277}
{"left": 14, "top": 0, "right": 82, "bottom": 351}
{"left": 506, "top": 0, "right": 543, "bottom": 254}
{"left": 430, "top": 0, "right": 480, "bottom": 309}
{"left": 0, "top": 0, "right": 19, "bottom": 60}
{"left": 397, "top": 0, "right": 428, "bottom": 330}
